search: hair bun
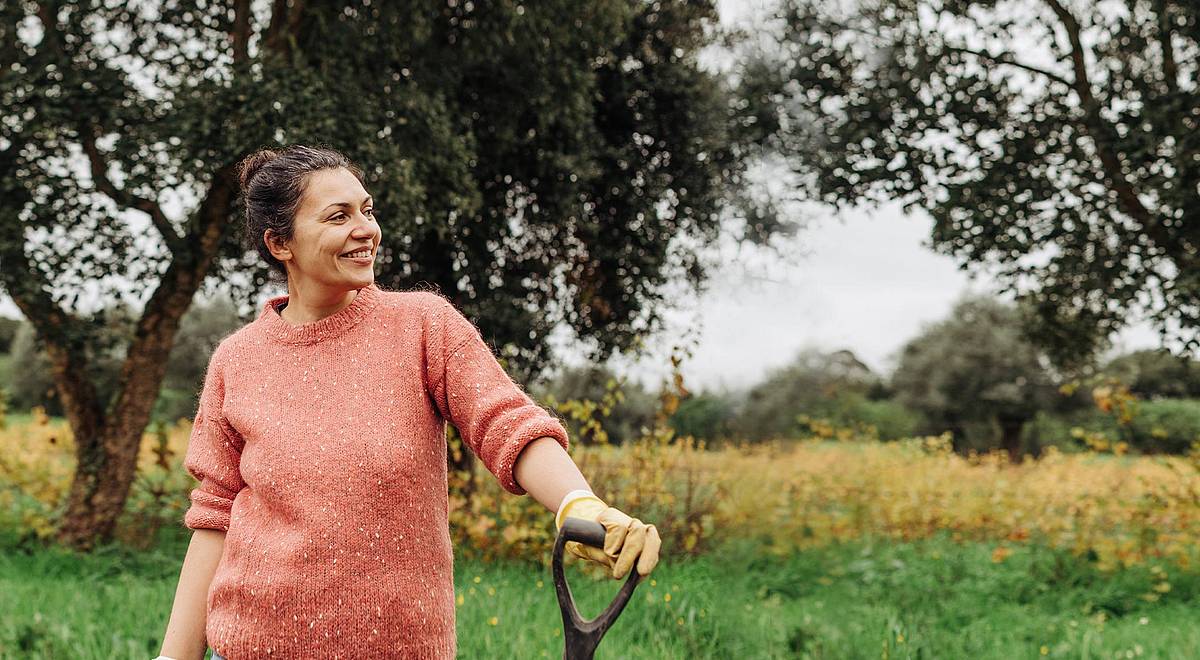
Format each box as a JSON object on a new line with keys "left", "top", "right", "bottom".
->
{"left": 237, "top": 149, "right": 280, "bottom": 191}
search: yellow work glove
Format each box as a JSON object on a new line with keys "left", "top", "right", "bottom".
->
{"left": 555, "top": 490, "right": 661, "bottom": 580}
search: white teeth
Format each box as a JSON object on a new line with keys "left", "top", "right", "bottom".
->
{"left": 342, "top": 250, "right": 371, "bottom": 258}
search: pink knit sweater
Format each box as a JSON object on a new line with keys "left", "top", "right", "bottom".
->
{"left": 182, "top": 283, "right": 569, "bottom": 659}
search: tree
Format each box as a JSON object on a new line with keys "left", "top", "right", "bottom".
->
{"left": 535, "top": 364, "right": 657, "bottom": 447}
{"left": 753, "top": 0, "right": 1200, "bottom": 367}
{"left": 736, "top": 348, "right": 879, "bottom": 440}
{"left": 1, "top": 1, "right": 781, "bottom": 549}
{"left": 6, "top": 306, "right": 134, "bottom": 417}
{"left": 669, "top": 391, "right": 735, "bottom": 441}
{"left": 891, "top": 297, "right": 1059, "bottom": 461}
{"left": 0, "top": 316, "right": 20, "bottom": 353}
{"left": 1102, "top": 349, "right": 1200, "bottom": 400}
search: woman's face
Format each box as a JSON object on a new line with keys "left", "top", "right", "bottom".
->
{"left": 267, "top": 167, "right": 381, "bottom": 292}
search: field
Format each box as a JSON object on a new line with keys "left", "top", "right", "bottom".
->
{"left": 2, "top": 414, "right": 1200, "bottom": 657}
{"left": 3, "top": 528, "right": 1199, "bottom": 659}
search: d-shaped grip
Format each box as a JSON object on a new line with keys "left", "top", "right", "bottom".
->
{"left": 553, "top": 518, "right": 641, "bottom": 660}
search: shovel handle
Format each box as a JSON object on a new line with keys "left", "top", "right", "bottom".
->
{"left": 553, "top": 517, "right": 640, "bottom": 660}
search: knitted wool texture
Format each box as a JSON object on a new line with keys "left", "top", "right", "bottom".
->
{"left": 182, "top": 283, "right": 570, "bottom": 659}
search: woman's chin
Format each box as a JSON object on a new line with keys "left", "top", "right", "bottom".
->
{"left": 348, "top": 272, "right": 374, "bottom": 288}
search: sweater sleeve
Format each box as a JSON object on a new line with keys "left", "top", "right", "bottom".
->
{"left": 182, "top": 344, "right": 246, "bottom": 532}
{"left": 424, "top": 297, "right": 570, "bottom": 495}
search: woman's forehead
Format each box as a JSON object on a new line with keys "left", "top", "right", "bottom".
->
{"left": 300, "top": 168, "right": 369, "bottom": 213}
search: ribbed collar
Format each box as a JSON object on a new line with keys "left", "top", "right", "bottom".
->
{"left": 257, "top": 283, "right": 382, "bottom": 346}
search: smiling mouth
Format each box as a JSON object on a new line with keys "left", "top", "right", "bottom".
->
{"left": 339, "top": 249, "right": 373, "bottom": 259}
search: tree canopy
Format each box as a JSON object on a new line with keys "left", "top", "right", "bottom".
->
{"left": 0, "top": 0, "right": 782, "bottom": 548}
{"left": 736, "top": 348, "right": 880, "bottom": 440}
{"left": 891, "top": 297, "right": 1060, "bottom": 460}
{"left": 754, "top": 0, "right": 1200, "bottom": 367}
{"left": 1102, "top": 349, "right": 1200, "bottom": 400}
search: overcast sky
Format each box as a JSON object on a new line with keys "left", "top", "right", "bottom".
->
{"left": 609, "top": 200, "right": 1164, "bottom": 393}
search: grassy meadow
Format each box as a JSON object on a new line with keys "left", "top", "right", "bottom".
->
{"left": 2, "top": 413, "right": 1200, "bottom": 658}
{"left": 4, "top": 528, "right": 1199, "bottom": 659}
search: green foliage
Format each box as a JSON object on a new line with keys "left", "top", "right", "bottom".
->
{"left": 891, "top": 297, "right": 1060, "bottom": 454}
{"left": 736, "top": 349, "right": 880, "bottom": 440}
{"left": 6, "top": 320, "right": 125, "bottom": 416}
{"left": 0, "top": 353, "right": 11, "bottom": 396}
{"left": 1024, "top": 408, "right": 1123, "bottom": 455}
{"left": 5, "top": 532, "right": 1200, "bottom": 658}
{"left": 669, "top": 392, "right": 736, "bottom": 441}
{"left": 150, "top": 389, "right": 198, "bottom": 427}
{"left": 1, "top": 320, "right": 48, "bottom": 411}
{"left": 5, "top": 295, "right": 241, "bottom": 418}
{"left": 844, "top": 397, "right": 922, "bottom": 441}
{"left": 1127, "top": 399, "right": 1200, "bottom": 455}
{"left": 1102, "top": 350, "right": 1200, "bottom": 401}
{"left": 0, "top": 317, "right": 19, "bottom": 353}
{"left": 0, "top": 1, "right": 783, "bottom": 381}
{"left": 535, "top": 365, "right": 656, "bottom": 446}
{"left": 159, "top": 295, "right": 241, "bottom": 393}
{"left": 758, "top": 0, "right": 1200, "bottom": 366}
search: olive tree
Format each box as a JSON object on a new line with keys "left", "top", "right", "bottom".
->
{"left": 0, "top": 0, "right": 783, "bottom": 549}
{"left": 892, "top": 297, "right": 1060, "bottom": 461}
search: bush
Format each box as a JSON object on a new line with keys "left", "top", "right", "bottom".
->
{"left": 734, "top": 349, "right": 881, "bottom": 441}
{"left": 8, "top": 323, "right": 66, "bottom": 415}
{"left": 1024, "top": 408, "right": 1122, "bottom": 455}
{"left": 533, "top": 365, "right": 657, "bottom": 446}
{"left": 669, "top": 392, "right": 735, "bottom": 441}
{"left": 1128, "top": 399, "right": 1200, "bottom": 454}
{"left": 846, "top": 398, "right": 922, "bottom": 441}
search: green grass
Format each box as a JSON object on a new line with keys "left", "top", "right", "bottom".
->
{"left": 1, "top": 528, "right": 1198, "bottom": 659}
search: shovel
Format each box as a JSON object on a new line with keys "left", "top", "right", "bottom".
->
{"left": 552, "top": 517, "right": 641, "bottom": 660}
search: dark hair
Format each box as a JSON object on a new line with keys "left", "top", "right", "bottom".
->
{"left": 237, "top": 145, "right": 365, "bottom": 281}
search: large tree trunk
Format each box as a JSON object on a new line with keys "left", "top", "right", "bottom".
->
{"left": 998, "top": 415, "right": 1026, "bottom": 464}
{"left": 53, "top": 168, "right": 237, "bottom": 550}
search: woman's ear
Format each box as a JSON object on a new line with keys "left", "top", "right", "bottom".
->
{"left": 264, "top": 229, "right": 292, "bottom": 263}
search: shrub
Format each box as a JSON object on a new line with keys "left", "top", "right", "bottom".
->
{"left": 841, "top": 398, "right": 921, "bottom": 441}
{"left": 1128, "top": 399, "right": 1200, "bottom": 454}
{"left": 669, "top": 392, "right": 735, "bottom": 441}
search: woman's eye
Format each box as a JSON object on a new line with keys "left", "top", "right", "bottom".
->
{"left": 364, "top": 208, "right": 375, "bottom": 218}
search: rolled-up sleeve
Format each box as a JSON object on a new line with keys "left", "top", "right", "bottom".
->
{"left": 182, "top": 345, "right": 246, "bottom": 531}
{"left": 424, "top": 296, "right": 569, "bottom": 495}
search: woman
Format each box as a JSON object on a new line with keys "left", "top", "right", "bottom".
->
{"left": 155, "top": 145, "right": 661, "bottom": 660}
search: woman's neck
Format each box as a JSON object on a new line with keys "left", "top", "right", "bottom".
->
{"left": 279, "top": 281, "right": 360, "bottom": 325}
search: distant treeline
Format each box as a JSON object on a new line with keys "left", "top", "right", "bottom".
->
{"left": 3, "top": 295, "right": 1200, "bottom": 458}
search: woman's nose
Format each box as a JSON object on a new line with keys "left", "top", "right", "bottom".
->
{"left": 350, "top": 214, "right": 378, "bottom": 238}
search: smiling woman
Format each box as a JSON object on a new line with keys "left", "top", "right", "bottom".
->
{"left": 153, "top": 145, "right": 660, "bottom": 660}
{"left": 240, "top": 147, "right": 381, "bottom": 323}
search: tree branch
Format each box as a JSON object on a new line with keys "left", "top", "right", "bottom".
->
{"left": 233, "top": 0, "right": 252, "bottom": 63}
{"left": 1156, "top": 0, "right": 1178, "bottom": 94}
{"left": 35, "top": 2, "right": 183, "bottom": 252}
{"left": 0, "top": 138, "right": 105, "bottom": 441}
{"left": 1042, "top": 0, "right": 1155, "bottom": 229}
{"left": 105, "top": 164, "right": 240, "bottom": 449}
{"left": 78, "top": 123, "right": 184, "bottom": 253}
{"left": 263, "top": 0, "right": 304, "bottom": 57}
{"left": 939, "top": 44, "right": 1072, "bottom": 88}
